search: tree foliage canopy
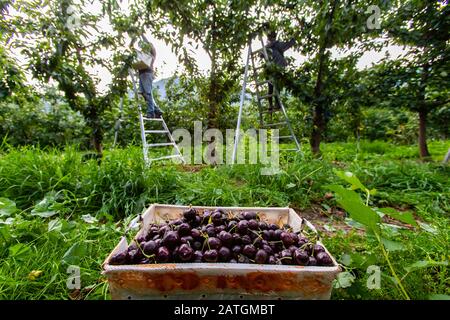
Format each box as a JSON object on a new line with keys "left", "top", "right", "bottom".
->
{"left": 0, "top": 0, "right": 448, "bottom": 158}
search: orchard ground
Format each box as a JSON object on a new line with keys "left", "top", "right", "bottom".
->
{"left": 0, "top": 140, "right": 448, "bottom": 299}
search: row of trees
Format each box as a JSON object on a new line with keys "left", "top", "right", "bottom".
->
{"left": 1, "top": 0, "right": 448, "bottom": 159}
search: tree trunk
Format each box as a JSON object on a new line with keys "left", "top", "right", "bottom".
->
{"left": 417, "top": 62, "right": 430, "bottom": 161}
{"left": 207, "top": 66, "right": 218, "bottom": 129}
{"left": 85, "top": 105, "right": 103, "bottom": 157}
{"left": 207, "top": 9, "right": 218, "bottom": 129}
{"left": 310, "top": 104, "right": 325, "bottom": 155}
{"left": 418, "top": 110, "right": 430, "bottom": 160}
{"left": 310, "top": 45, "right": 327, "bottom": 157}
{"left": 92, "top": 128, "right": 103, "bottom": 155}
{"left": 309, "top": 0, "right": 338, "bottom": 157}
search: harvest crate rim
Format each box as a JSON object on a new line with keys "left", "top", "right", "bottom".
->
{"left": 102, "top": 204, "right": 341, "bottom": 300}
{"left": 103, "top": 204, "right": 340, "bottom": 272}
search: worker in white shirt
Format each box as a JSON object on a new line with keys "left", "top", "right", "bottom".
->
{"left": 137, "top": 37, "right": 163, "bottom": 118}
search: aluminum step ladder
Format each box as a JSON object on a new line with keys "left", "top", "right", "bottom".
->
{"left": 128, "top": 70, "right": 185, "bottom": 165}
{"left": 232, "top": 34, "right": 302, "bottom": 162}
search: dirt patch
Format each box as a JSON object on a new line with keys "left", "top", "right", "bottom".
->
{"left": 291, "top": 205, "right": 363, "bottom": 236}
{"left": 178, "top": 164, "right": 209, "bottom": 173}
{"left": 233, "top": 178, "right": 246, "bottom": 187}
{"left": 292, "top": 204, "right": 420, "bottom": 236}
{"left": 331, "top": 160, "right": 348, "bottom": 168}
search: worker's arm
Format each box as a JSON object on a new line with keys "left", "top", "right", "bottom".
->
{"left": 278, "top": 38, "right": 296, "bottom": 52}
{"left": 150, "top": 43, "right": 156, "bottom": 72}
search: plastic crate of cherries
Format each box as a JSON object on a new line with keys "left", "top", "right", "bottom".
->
{"left": 109, "top": 207, "right": 334, "bottom": 267}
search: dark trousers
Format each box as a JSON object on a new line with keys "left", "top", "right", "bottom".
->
{"left": 268, "top": 81, "right": 282, "bottom": 110}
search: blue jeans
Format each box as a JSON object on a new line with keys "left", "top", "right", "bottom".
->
{"left": 139, "top": 71, "right": 161, "bottom": 115}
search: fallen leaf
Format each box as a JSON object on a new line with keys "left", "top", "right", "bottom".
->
{"left": 28, "top": 270, "right": 43, "bottom": 281}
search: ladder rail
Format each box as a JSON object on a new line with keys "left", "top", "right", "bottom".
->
{"left": 249, "top": 44, "right": 267, "bottom": 127}
{"left": 129, "top": 70, "right": 150, "bottom": 163}
{"left": 129, "top": 69, "right": 185, "bottom": 165}
{"left": 232, "top": 42, "right": 252, "bottom": 164}
{"left": 160, "top": 118, "right": 186, "bottom": 164}
{"left": 233, "top": 33, "right": 303, "bottom": 160}
{"left": 257, "top": 35, "right": 302, "bottom": 155}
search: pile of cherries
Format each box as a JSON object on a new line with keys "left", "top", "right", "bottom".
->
{"left": 109, "top": 208, "right": 334, "bottom": 266}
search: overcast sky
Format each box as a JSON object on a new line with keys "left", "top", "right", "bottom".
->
{"left": 147, "top": 36, "right": 407, "bottom": 79}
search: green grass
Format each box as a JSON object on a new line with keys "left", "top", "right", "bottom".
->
{"left": 0, "top": 140, "right": 449, "bottom": 299}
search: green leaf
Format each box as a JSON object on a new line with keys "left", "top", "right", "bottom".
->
{"left": 344, "top": 217, "right": 366, "bottom": 229}
{"left": 334, "top": 170, "right": 366, "bottom": 191}
{"left": 0, "top": 198, "right": 19, "bottom": 217}
{"left": 333, "top": 271, "right": 355, "bottom": 289}
{"left": 81, "top": 214, "right": 97, "bottom": 224}
{"left": 418, "top": 222, "right": 438, "bottom": 234}
{"left": 429, "top": 294, "right": 450, "bottom": 300}
{"left": 0, "top": 217, "right": 15, "bottom": 225}
{"left": 0, "top": 225, "right": 12, "bottom": 243}
{"left": 378, "top": 208, "right": 418, "bottom": 227}
{"left": 9, "top": 243, "right": 32, "bottom": 259}
{"left": 60, "top": 220, "right": 77, "bottom": 234}
{"left": 31, "top": 193, "right": 61, "bottom": 218}
{"left": 340, "top": 253, "right": 353, "bottom": 266}
{"left": 286, "top": 183, "right": 296, "bottom": 189}
{"left": 381, "top": 237, "right": 405, "bottom": 252}
{"left": 48, "top": 219, "right": 62, "bottom": 232}
{"left": 350, "top": 253, "right": 379, "bottom": 269}
{"left": 404, "top": 260, "right": 449, "bottom": 272}
{"left": 33, "top": 194, "right": 55, "bottom": 211}
{"left": 326, "top": 184, "right": 380, "bottom": 233}
{"left": 61, "top": 242, "right": 87, "bottom": 265}
{"left": 31, "top": 210, "right": 58, "bottom": 218}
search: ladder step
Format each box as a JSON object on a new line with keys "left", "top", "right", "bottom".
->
{"left": 149, "top": 154, "right": 183, "bottom": 162}
{"left": 145, "top": 130, "right": 169, "bottom": 134}
{"left": 142, "top": 116, "right": 164, "bottom": 121}
{"left": 262, "top": 122, "right": 287, "bottom": 128}
{"left": 261, "top": 108, "right": 282, "bottom": 114}
{"left": 277, "top": 135, "right": 294, "bottom": 139}
{"left": 251, "top": 48, "right": 263, "bottom": 55}
{"left": 146, "top": 142, "right": 175, "bottom": 147}
{"left": 257, "top": 94, "right": 275, "bottom": 100}
{"left": 280, "top": 148, "right": 298, "bottom": 151}
{"left": 255, "top": 80, "right": 271, "bottom": 86}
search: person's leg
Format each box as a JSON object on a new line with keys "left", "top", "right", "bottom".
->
{"left": 274, "top": 85, "right": 282, "bottom": 110}
{"left": 148, "top": 72, "right": 163, "bottom": 116}
{"left": 139, "top": 71, "right": 156, "bottom": 117}
{"left": 274, "top": 70, "right": 282, "bottom": 110}
{"left": 268, "top": 81, "right": 274, "bottom": 111}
